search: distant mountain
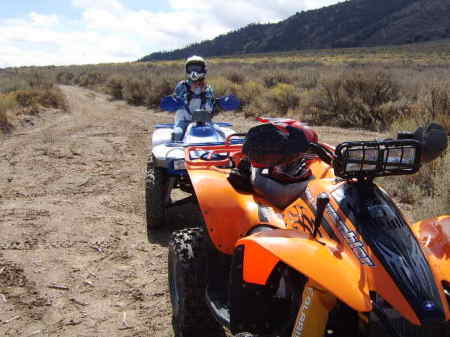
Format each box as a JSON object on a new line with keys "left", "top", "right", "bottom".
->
{"left": 141, "top": 0, "right": 450, "bottom": 61}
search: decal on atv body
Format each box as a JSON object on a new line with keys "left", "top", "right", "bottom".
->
{"left": 332, "top": 183, "right": 446, "bottom": 324}
{"left": 302, "top": 187, "right": 339, "bottom": 241}
{"left": 325, "top": 204, "right": 375, "bottom": 267}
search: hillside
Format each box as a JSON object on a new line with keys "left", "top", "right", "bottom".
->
{"left": 142, "top": 0, "right": 450, "bottom": 61}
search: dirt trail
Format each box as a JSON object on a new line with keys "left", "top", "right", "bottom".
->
{"left": 0, "top": 86, "right": 385, "bottom": 337}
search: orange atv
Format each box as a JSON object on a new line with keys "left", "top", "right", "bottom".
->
{"left": 167, "top": 120, "right": 449, "bottom": 337}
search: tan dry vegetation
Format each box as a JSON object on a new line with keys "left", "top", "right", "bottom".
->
{"left": 0, "top": 72, "right": 69, "bottom": 134}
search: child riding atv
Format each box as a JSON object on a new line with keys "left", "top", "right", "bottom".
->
{"left": 172, "top": 55, "right": 215, "bottom": 141}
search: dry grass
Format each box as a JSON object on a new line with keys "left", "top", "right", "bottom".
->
{"left": 0, "top": 71, "right": 68, "bottom": 133}
{"left": 382, "top": 143, "right": 449, "bottom": 221}
{"left": 0, "top": 94, "right": 16, "bottom": 132}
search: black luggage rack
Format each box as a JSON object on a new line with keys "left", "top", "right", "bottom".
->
{"left": 334, "top": 139, "right": 422, "bottom": 180}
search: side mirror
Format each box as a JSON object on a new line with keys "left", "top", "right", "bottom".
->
{"left": 217, "top": 95, "right": 240, "bottom": 111}
{"left": 160, "top": 96, "right": 183, "bottom": 112}
{"left": 412, "top": 123, "right": 448, "bottom": 163}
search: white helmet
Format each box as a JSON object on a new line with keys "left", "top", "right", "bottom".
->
{"left": 185, "top": 55, "right": 207, "bottom": 81}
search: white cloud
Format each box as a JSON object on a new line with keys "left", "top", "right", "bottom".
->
{"left": 29, "top": 12, "right": 60, "bottom": 27}
{"left": 0, "top": 0, "right": 344, "bottom": 67}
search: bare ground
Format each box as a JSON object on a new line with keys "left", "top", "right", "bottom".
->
{"left": 0, "top": 86, "right": 387, "bottom": 337}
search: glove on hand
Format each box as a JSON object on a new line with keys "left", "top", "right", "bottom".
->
{"left": 413, "top": 123, "right": 448, "bottom": 163}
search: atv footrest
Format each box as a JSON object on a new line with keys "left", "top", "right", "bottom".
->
{"left": 206, "top": 289, "right": 231, "bottom": 328}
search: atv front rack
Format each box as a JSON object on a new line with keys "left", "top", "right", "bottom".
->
{"left": 334, "top": 139, "right": 421, "bottom": 179}
{"left": 185, "top": 144, "right": 244, "bottom": 169}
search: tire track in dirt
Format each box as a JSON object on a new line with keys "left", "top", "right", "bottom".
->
{"left": 0, "top": 86, "right": 386, "bottom": 337}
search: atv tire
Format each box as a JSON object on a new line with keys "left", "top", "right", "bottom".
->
{"left": 168, "top": 228, "right": 221, "bottom": 337}
{"left": 145, "top": 156, "right": 168, "bottom": 233}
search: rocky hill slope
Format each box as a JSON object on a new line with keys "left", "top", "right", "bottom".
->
{"left": 142, "top": 0, "right": 450, "bottom": 61}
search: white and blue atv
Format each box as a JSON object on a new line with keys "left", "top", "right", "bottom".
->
{"left": 145, "top": 95, "right": 241, "bottom": 233}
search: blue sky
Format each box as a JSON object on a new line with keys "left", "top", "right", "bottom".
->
{"left": 0, "top": 0, "right": 170, "bottom": 19}
{"left": 0, "top": 0, "right": 344, "bottom": 67}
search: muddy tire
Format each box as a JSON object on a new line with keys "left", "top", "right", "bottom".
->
{"left": 145, "top": 156, "right": 168, "bottom": 234}
{"left": 168, "top": 228, "right": 221, "bottom": 337}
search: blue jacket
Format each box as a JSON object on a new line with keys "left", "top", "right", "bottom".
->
{"left": 174, "top": 80, "right": 215, "bottom": 113}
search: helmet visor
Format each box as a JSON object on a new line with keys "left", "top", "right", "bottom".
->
{"left": 186, "top": 63, "right": 205, "bottom": 74}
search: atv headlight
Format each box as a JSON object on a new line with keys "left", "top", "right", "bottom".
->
{"left": 383, "top": 147, "right": 416, "bottom": 168}
{"left": 345, "top": 148, "right": 379, "bottom": 172}
{"left": 173, "top": 159, "right": 185, "bottom": 170}
{"left": 335, "top": 140, "right": 421, "bottom": 179}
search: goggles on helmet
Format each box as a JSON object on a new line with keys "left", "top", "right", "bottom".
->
{"left": 189, "top": 71, "right": 206, "bottom": 82}
{"left": 186, "top": 63, "right": 205, "bottom": 74}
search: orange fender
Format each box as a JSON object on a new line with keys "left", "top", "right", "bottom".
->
{"left": 237, "top": 229, "right": 372, "bottom": 312}
{"left": 411, "top": 215, "right": 450, "bottom": 320}
{"left": 188, "top": 169, "right": 285, "bottom": 254}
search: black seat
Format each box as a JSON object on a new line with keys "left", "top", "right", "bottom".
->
{"left": 251, "top": 168, "right": 311, "bottom": 209}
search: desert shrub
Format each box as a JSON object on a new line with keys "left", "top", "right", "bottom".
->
{"left": 38, "top": 88, "right": 68, "bottom": 111}
{"left": 14, "top": 88, "right": 68, "bottom": 112}
{"left": 418, "top": 82, "right": 450, "bottom": 130}
{"left": 75, "top": 72, "right": 106, "bottom": 88}
{"left": 265, "top": 83, "right": 301, "bottom": 115}
{"left": 391, "top": 81, "right": 450, "bottom": 134}
{"left": 122, "top": 79, "right": 152, "bottom": 106}
{"left": 243, "top": 83, "right": 301, "bottom": 117}
{"left": 106, "top": 75, "right": 126, "bottom": 100}
{"left": 383, "top": 109, "right": 449, "bottom": 221}
{"left": 209, "top": 77, "right": 238, "bottom": 97}
{"left": 14, "top": 90, "right": 41, "bottom": 109}
{"left": 243, "top": 96, "right": 271, "bottom": 118}
{"left": 383, "top": 147, "right": 449, "bottom": 221}
{"left": 262, "top": 70, "right": 294, "bottom": 88}
{"left": 0, "top": 78, "right": 31, "bottom": 94}
{"left": 238, "top": 80, "right": 265, "bottom": 107}
{"left": 56, "top": 71, "right": 75, "bottom": 85}
{"left": 343, "top": 71, "right": 400, "bottom": 107}
{"left": 294, "top": 70, "right": 320, "bottom": 90}
{"left": 308, "top": 70, "right": 405, "bottom": 130}
{"left": 24, "top": 72, "right": 54, "bottom": 90}
{"left": 0, "top": 94, "right": 17, "bottom": 132}
{"left": 145, "top": 78, "right": 173, "bottom": 108}
{"left": 226, "top": 72, "right": 246, "bottom": 85}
